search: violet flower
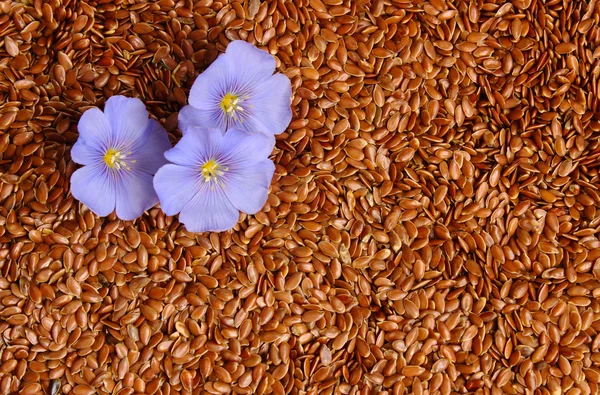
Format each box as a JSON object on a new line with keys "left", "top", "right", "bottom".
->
{"left": 153, "top": 127, "right": 275, "bottom": 233}
{"left": 70, "top": 96, "right": 172, "bottom": 220}
{"left": 178, "top": 40, "right": 292, "bottom": 136}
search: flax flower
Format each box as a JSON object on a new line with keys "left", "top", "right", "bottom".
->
{"left": 70, "top": 96, "right": 172, "bottom": 220}
{"left": 153, "top": 127, "right": 275, "bottom": 233}
{"left": 178, "top": 40, "right": 292, "bottom": 136}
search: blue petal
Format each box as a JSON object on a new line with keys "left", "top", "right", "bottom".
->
{"left": 178, "top": 105, "right": 226, "bottom": 134}
{"left": 240, "top": 74, "right": 293, "bottom": 136}
{"left": 219, "top": 128, "right": 275, "bottom": 164}
{"left": 225, "top": 41, "right": 276, "bottom": 85}
{"left": 70, "top": 165, "right": 115, "bottom": 217}
{"left": 188, "top": 56, "right": 230, "bottom": 111}
{"left": 225, "top": 159, "right": 274, "bottom": 214}
{"left": 71, "top": 139, "right": 104, "bottom": 166}
{"left": 115, "top": 170, "right": 159, "bottom": 220}
{"left": 153, "top": 164, "right": 200, "bottom": 216}
{"left": 164, "top": 127, "right": 224, "bottom": 166}
{"left": 104, "top": 96, "right": 150, "bottom": 148}
{"left": 179, "top": 184, "right": 240, "bottom": 233}
{"left": 76, "top": 107, "right": 113, "bottom": 151}
{"left": 128, "top": 119, "right": 171, "bottom": 175}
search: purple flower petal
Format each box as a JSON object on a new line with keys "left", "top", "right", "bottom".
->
{"left": 220, "top": 127, "right": 275, "bottom": 164}
{"left": 153, "top": 164, "right": 200, "bottom": 216}
{"left": 115, "top": 170, "right": 159, "bottom": 220}
{"left": 164, "top": 127, "right": 223, "bottom": 167}
{"left": 128, "top": 119, "right": 172, "bottom": 174}
{"left": 225, "top": 159, "right": 274, "bottom": 214}
{"left": 218, "top": 128, "right": 274, "bottom": 214}
{"left": 71, "top": 140, "right": 104, "bottom": 166}
{"left": 74, "top": 108, "right": 113, "bottom": 157}
{"left": 70, "top": 165, "right": 115, "bottom": 217}
{"left": 240, "top": 74, "right": 293, "bottom": 136}
{"left": 178, "top": 105, "right": 226, "bottom": 135}
{"left": 104, "top": 96, "right": 150, "bottom": 147}
{"left": 188, "top": 56, "right": 230, "bottom": 112}
{"left": 224, "top": 40, "right": 276, "bottom": 85}
{"left": 179, "top": 184, "right": 240, "bottom": 233}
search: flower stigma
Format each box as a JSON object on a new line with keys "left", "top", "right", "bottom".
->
{"left": 104, "top": 148, "right": 134, "bottom": 171}
{"left": 220, "top": 93, "right": 245, "bottom": 118}
{"left": 201, "top": 159, "right": 227, "bottom": 184}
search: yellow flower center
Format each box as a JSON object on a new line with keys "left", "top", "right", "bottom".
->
{"left": 201, "top": 159, "right": 226, "bottom": 182}
{"left": 104, "top": 148, "right": 133, "bottom": 171}
{"left": 220, "top": 93, "right": 244, "bottom": 116}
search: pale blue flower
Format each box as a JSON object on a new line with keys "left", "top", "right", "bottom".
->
{"left": 70, "top": 96, "right": 172, "bottom": 220}
{"left": 178, "top": 40, "right": 292, "bottom": 136}
{"left": 153, "top": 127, "right": 275, "bottom": 233}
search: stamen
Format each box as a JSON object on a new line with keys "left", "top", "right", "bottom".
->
{"left": 220, "top": 92, "right": 246, "bottom": 120}
{"left": 201, "top": 159, "right": 227, "bottom": 183}
{"left": 104, "top": 148, "right": 132, "bottom": 171}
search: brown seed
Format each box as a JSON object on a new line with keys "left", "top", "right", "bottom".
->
{"left": 4, "top": 36, "right": 19, "bottom": 57}
{"left": 0, "top": 112, "right": 16, "bottom": 129}
{"left": 555, "top": 42, "right": 577, "bottom": 54}
{"left": 20, "top": 384, "right": 41, "bottom": 395}
{"left": 402, "top": 366, "right": 426, "bottom": 376}
{"left": 433, "top": 185, "right": 448, "bottom": 206}
{"left": 302, "top": 310, "right": 324, "bottom": 323}
{"left": 72, "top": 385, "right": 95, "bottom": 395}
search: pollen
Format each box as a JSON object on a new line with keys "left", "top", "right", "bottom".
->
{"left": 201, "top": 159, "right": 227, "bottom": 183}
{"left": 220, "top": 93, "right": 245, "bottom": 118}
{"left": 104, "top": 148, "right": 133, "bottom": 171}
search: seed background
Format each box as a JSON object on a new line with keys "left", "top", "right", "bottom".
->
{"left": 1, "top": 0, "right": 600, "bottom": 394}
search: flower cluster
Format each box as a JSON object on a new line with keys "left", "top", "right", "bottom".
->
{"left": 70, "top": 41, "right": 292, "bottom": 232}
